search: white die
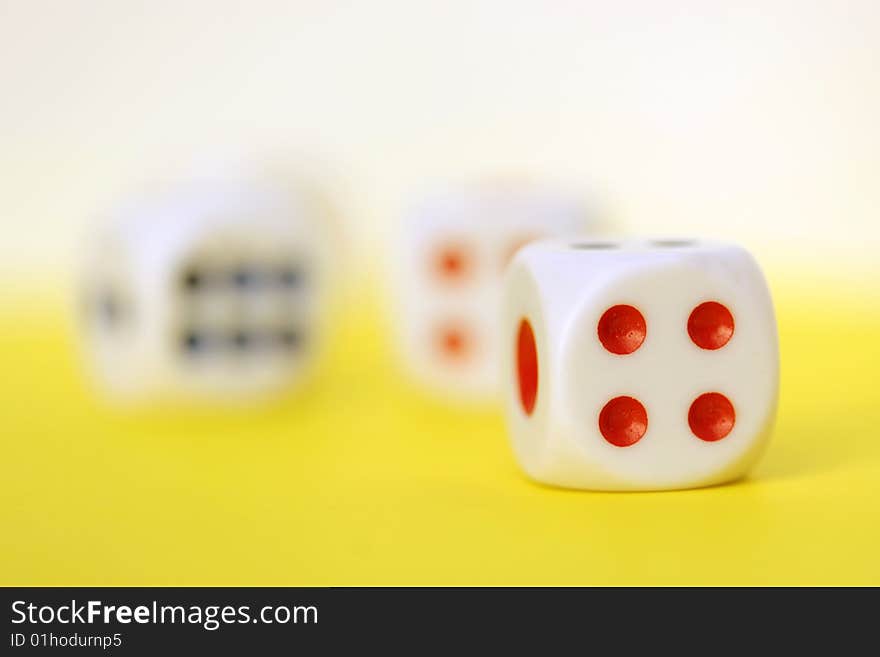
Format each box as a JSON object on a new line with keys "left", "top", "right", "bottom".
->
{"left": 502, "top": 238, "right": 779, "bottom": 490}
{"left": 79, "top": 179, "right": 330, "bottom": 403}
{"left": 392, "top": 184, "right": 595, "bottom": 401}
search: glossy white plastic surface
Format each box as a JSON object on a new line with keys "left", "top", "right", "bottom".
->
{"left": 502, "top": 238, "right": 779, "bottom": 490}
{"left": 392, "top": 184, "right": 594, "bottom": 402}
{"left": 79, "top": 179, "right": 331, "bottom": 404}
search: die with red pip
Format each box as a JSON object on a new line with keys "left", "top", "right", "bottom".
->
{"left": 502, "top": 238, "right": 779, "bottom": 491}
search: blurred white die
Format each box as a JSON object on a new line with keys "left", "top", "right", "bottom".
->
{"left": 502, "top": 238, "right": 779, "bottom": 490}
{"left": 392, "top": 184, "right": 596, "bottom": 401}
{"left": 79, "top": 179, "right": 331, "bottom": 403}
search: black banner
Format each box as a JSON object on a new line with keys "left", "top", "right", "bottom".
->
{"left": 0, "top": 587, "right": 873, "bottom": 653}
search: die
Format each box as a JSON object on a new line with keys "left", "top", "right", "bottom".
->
{"left": 501, "top": 238, "right": 779, "bottom": 490}
{"left": 78, "top": 178, "right": 331, "bottom": 403}
{"left": 391, "top": 183, "right": 596, "bottom": 401}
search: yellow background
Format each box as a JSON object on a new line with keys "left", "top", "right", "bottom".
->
{"left": 2, "top": 279, "right": 879, "bottom": 586}
{"left": 2, "top": 1, "right": 879, "bottom": 586}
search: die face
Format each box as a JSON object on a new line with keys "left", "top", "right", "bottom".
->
{"left": 401, "top": 296, "right": 493, "bottom": 397}
{"left": 168, "top": 229, "right": 317, "bottom": 397}
{"left": 80, "top": 235, "right": 144, "bottom": 396}
{"left": 80, "top": 181, "right": 327, "bottom": 402}
{"left": 503, "top": 239, "right": 779, "bottom": 491}
{"left": 502, "top": 263, "right": 556, "bottom": 474}
{"left": 395, "top": 186, "right": 589, "bottom": 400}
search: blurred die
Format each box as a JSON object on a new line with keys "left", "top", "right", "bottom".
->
{"left": 78, "top": 177, "right": 333, "bottom": 404}
{"left": 390, "top": 182, "right": 599, "bottom": 402}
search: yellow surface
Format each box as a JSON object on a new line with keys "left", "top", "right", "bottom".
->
{"left": 2, "top": 283, "right": 880, "bottom": 585}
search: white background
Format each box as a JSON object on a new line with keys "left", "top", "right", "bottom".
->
{"left": 1, "top": 0, "right": 878, "bottom": 291}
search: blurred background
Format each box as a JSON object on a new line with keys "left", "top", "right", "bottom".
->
{"left": 2, "top": 0, "right": 878, "bottom": 299}
{"left": 2, "top": 1, "right": 880, "bottom": 585}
